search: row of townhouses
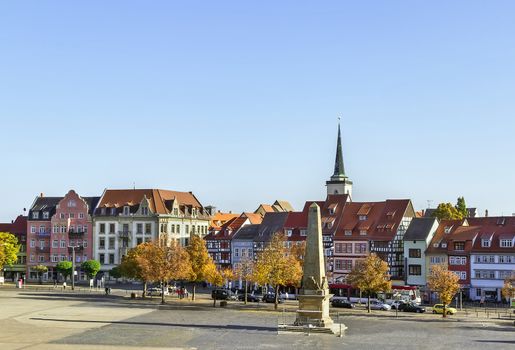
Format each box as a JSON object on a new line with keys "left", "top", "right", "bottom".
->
{"left": 2, "top": 188, "right": 211, "bottom": 282}
{"left": 1, "top": 124, "right": 513, "bottom": 302}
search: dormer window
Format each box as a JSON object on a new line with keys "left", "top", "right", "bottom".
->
{"left": 433, "top": 243, "right": 439, "bottom": 248}
{"left": 101, "top": 208, "right": 106, "bottom": 215}
{"left": 444, "top": 226, "right": 452, "bottom": 234}
{"left": 173, "top": 208, "right": 178, "bottom": 216}
{"left": 43, "top": 212, "right": 49, "bottom": 219}
{"left": 142, "top": 207, "right": 148, "bottom": 215}
{"left": 500, "top": 239, "right": 513, "bottom": 248}
{"left": 344, "top": 230, "right": 352, "bottom": 236}
{"left": 300, "top": 229, "right": 307, "bottom": 236}
{"left": 286, "top": 229, "right": 293, "bottom": 237}
{"left": 359, "top": 230, "right": 367, "bottom": 236}
{"left": 359, "top": 215, "right": 367, "bottom": 221}
{"left": 110, "top": 208, "right": 116, "bottom": 215}
{"left": 192, "top": 208, "right": 197, "bottom": 217}
{"left": 123, "top": 206, "right": 130, "bottom": 216}
{"left": 453, "top": 242, "right": 464, "bottom": 250}
{"left": 441, "top": 243, "right": 447, "bottom": 248}
{"left": 481, "top": 239, "right": 491, "bottom": 247}
{"left": 32, "top": 212, "right": 39, "bottom": 219}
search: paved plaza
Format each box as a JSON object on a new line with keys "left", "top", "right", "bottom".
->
{"left": 0, "top": 287, "right": 514, "bottom": 350}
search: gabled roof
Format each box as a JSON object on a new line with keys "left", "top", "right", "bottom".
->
{"left": 254, "top": 212, "right": 289, "bottom": 242}
{"left": 334, "top": 199, "right": 413, "bottom": 241}
{"left": 209, "top": 212, "right": 240, "bottom": 230}
{"left": 426, "top": 219, "right": 469, "bottom": 254}
{"left": 29, "top": 194, "right": 100, "bottom": 219}
{"left": 243, "top": 213, "right": 263, "bottom": 225}
{"left": 232, "top": 224, "right": 260, "bottom": 240}
{"left": 404, "top": 217, "right": 439, "bottom": 241}
{"left": 96, "top": 189, "right": 206, "bottom": 216}
{"left": 0, "top": 215, "right": 27, "bottom": 235}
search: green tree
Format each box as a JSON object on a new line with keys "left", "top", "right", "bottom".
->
{"left": 187, "top": 234, "right": 219, "bottom": 301}
{"left": 347, "top": 253, "right": 392, "bottom": 313}
{"left": 427, "top": 264, "right": 460, "bottom": 318}
{"left": 56, "top": 261, "right": 73, "bottom": 281}
{"left": 81, "top": 260, "right": 101, "bottom": 279}
{"left": 431, "top": 203, "right": 463, "bottom": 220}
{"left": 109, "top": 266, "right": 122, "bottom": 282}
{"left": 33, "top": 265, "right": 48, "bottom": 284}
{"left": 455, "top": 197, "right": 468, "bottom": 218}
{"left": 0, "top": 232, "right": 20, "bottom": 270}
{"left": 253, "top": 233, "right": 303, "bottom": 310}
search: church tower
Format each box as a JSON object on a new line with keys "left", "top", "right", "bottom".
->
{"left": 326, "top": 122, "right": 353, "bottom": 198}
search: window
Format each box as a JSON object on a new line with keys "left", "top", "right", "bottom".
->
{"left": 51, "top": 254, "right": 58, "bottom": 262}
{"left": 344, "top": 230, "right": 352, "bottom": 236}
{"left": 100, "top": 224, "right": 105, "bottom": 233}
{"left": 39, "top": 240, "right": 44, "bottom": 249}
{"left": 109, "top": 224, "right": 115, "bottom": 233}
{"left": 430, "top": 256, "right": 444, "bottom": 264}
{"left": 83, "top": 241, "right": 88, "bottom": 248}
{"left": 355, "top": 243, "right": 367, "bottom": 254}
{"left": 499, "top": 255, "right": 512, "bottom": 263}
{"left": 99, "top": 253, "right": 105, "bottom": 264}
{"left": 173, "top": 208, "right": 178, "bottom": 216}
{"left": 409, "top": 249, "right": 421, "bottom": 258}
{"left": 444, "top": 226, "right": 452, "bottom": 234}
{"left": 38, "top": 255, "right": 45, "bottom": 262}
{"left": 53, "top": 225, "right": 59, "bottom": 233}
{"left": 475, "top": 270, "right": 495, "bottom": 279}
{"left": 60, "top": 225, "right": 66, "bottom": 233}
{"left": 83, "top": 255, "right": 88, "bottom": 261}
{"left": 145, "top": 223, "right": 152, "bottom": 234}
{"left": 342, "top": 260, "right": 352, "bottom": 270}
{"left": 108, "top": 237, "right": 115, "bottom": 249}
{"left": 68, "top": 200, "right": 76, "bottom": 208}
{"left": 30, "top": 254, "right": 35, "bottom": 262}
{"left": 441, "top": 243, "right": 447, "bottom": 248}
{"left": 359, "top": 230, "right": 367, "bottom": 236}
{"left": 408, "top": 265, "right": 422, "bottom": 276}
{"left": 248, "top": 248, "right": 252, "bottom": 257}
{"left": 359, "top": 215, "right": 367, "bottom": 221}
{"left": 500, "top": 239, "right": 513, "bottom": 248}
{"left": 52, "top": 240, "right": 58, "bottom": 248}
{"left": 110, "top": 208, "right": 116, "bottom": 215}
{"left": 39, "top": 225, "right": 45, "bottom": 233}
{"left": 499, "top": 270, "right": 513, "bottom": 279}
{"left": 137, "top": 224, "right": 143, "bottom": 234}
{"left": 123, "top": 206, "right": 130, "bottom": 215}
{"left": 43, "top": 212, "right": 49, "bottom": 219}
{"left": 235, "top": 249, "right": 239, "bottom": 257}
{"left": 32, "top": 212, "right": 39, "bottom": 219}
{"left": 69, "top": 213, "right": 74, "bottom": 219}
{"left": 300, "top": 229, "right": 307, "bottom": 236}
{"left": 142, "top": 207, "right": 148, "bottom": 215}
{"left": 109, "top": 254, "right": 115, "bottom": 264}
{"left": 186, "top": 225, "right": 189, "bottom": 234}
{"left": 79, "top": 213, "right": 84, "bottom": 219}
{"left": 286, "top": 229, "right": 293, "bottom": 237}
{"left": 60, "top": 240, "right": 66, "bottom": 248}
{"left": 481, "top": 239, "right": 491, "bottom": 247}
{"left": 76, "top": 225, "right": 82, "bottom": 232}
{"left": 137, "top": 238, "right": 143, "bottom": 245}
{"left": 476, "top": 288, "right": 482, "bottom": 297}
{"left": 454, "top": 242, "right": 465, "bottom": 251}
{"left": 30, "top": 239, "right": 35, "bottom": 248}
{"left": 334, "top": 259, "right": 342, "bottom": 270}
{"left": 70, "top": 225, "right": 75, "bottom": 233}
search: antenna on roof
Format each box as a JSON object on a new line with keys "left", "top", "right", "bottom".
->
{"left": 427, "top": 200, "right": 433, "bottom": 209}
{"left": 133, "top": 182, "right": 135, "bottom": 190}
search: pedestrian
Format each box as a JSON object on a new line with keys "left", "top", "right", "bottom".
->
{"left": 63, "top": 281, "right": 67, "bottom": 290}
{"left": 480, "top": 296, "right": 485, "bottom": 307}
{"left": 53, "top": 280, "right": 57, "bottom": 288}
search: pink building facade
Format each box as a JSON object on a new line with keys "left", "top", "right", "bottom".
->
{"left": 26, "top": 190, "right": 99, "bottom": 281}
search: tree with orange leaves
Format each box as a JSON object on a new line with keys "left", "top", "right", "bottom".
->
{"left": 427, "top": 264, "right": 460, "bottom": 318}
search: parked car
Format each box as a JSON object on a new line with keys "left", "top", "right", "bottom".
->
{"left": 238, "top": 293, "right": 262, "bottom": 302}
{"left": 367, "top": 300, "right": 391, "bottom": 311}
{"left": 211, "top": 289, "right": 236, "bottom": 300}
{"left": 432, "top": 304, "right": 457, "bottom": 315}
{"left": 263, "top": 294, "right": 284, "bottom": 304}
{"left": 147, "top": 287, "right": 169, "bottom": 296}
{"left": 279, "top": 292, "right": 297, "bottom": 300}
{"left": 389, "top": 300, "right": 407, "bottom": 310}
{"left": 399, "top": 303, "right": 426, "bottom": 313}
{"left": 331, "top": 299, "right": 355, "bottom": 309}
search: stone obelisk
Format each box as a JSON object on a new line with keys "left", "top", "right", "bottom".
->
{"left": 295, "top": 203, "right": 334, "bottom": 329}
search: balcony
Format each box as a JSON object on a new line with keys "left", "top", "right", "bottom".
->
{"left": 36, "top": 231, "right": 51, "bottom": 237}
{"left": 118, "top": 231, "right": 131, "bottom": 239}
{"left": 35, "top": 246, "right": 50, "bottom": 253}
{"left": 68, "top": 230, "right": 86, "bottom": 236}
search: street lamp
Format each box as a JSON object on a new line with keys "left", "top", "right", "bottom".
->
{"left": 68, "top": 244, "right": 82, "bottom": 291}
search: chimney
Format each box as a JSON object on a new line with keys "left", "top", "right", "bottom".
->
{"left": 485, "top": 209, "right": 489, "bottom": 217}
{"left": 40, "top": 193, "right": 44, "bottom": 198}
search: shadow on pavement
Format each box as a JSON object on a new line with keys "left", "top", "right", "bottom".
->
{"left": 29, "top": 317, "right": 277, "bottom": 333}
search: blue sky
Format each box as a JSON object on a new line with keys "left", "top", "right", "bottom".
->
{"left": 1, "top": 1, "right": 514, "bottom": 221}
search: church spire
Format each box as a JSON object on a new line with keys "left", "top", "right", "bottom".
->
{"left": 326, "top": 120, "right": 353, "bottom": 198}
{"left": 332, "top": 122, "right": 346, "bottom": 180}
